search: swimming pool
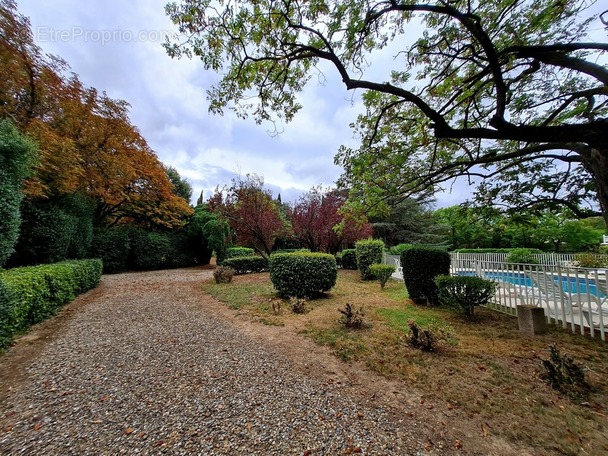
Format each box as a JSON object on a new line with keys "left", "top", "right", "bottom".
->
{"left": 457, "top": 270, "right": 605, "bottom": 298}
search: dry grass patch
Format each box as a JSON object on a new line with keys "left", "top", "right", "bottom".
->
{"left": 203, "top": 269, "right": 608, "bottom": 455}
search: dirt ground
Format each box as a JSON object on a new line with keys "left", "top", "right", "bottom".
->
{"left": 0, "top": 267, "right": 531, "bottom": 455}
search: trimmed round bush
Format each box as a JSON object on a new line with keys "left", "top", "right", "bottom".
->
{"left": 355, "top": 239, "right": 385, "bottom": 280}
{"left": 401, "top": 246, "right": 451, "bottom": 305}
{"left": 436, "top": 275, "right": 497, "bottom": 319}
{"left": 269, "top": 252, "right": 337, "bottom": 298}
{"left": 225, "top": 247, "right": 256, "bottom": 259}
{"left": 369, "top": 263, "right": 396, "bottom": 288}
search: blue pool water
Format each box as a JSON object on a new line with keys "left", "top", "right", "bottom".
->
{"left": 458, "top": 271, "right": 605, "bottom": 298}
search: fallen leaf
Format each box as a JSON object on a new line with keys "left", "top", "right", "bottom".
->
{"left": 33, "top": 423, "right": 42, "bottom": 431}
{"left": 124, "top": 428, "right": 134, "bottom": 435}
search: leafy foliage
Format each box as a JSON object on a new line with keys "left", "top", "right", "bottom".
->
{"left": 337, "top": 249, "right": 357, "bottom": 270}
{"left": 164, "top": 0, "right": 608, "bottom": 223}
{"left": 0, "top": 2, "right": 192, "bottom": 230}
{"left": 369, "top": 263, "right": 396, "bottom": 289}
{"left": 225, "top": 247, "right": 256, "bottom": 259}
{"left": 0, "top": 119, "right": 36, "bottom": 267}
{"left": 401, "top": 247, "right": 451, "bottom": 305}
{"left": 0, "top": 259, "right": 102, "bottom": 348}
{"left": 222, "top": 255, "right": 269, "bottom": 275}
{"left": 291, "top": 187, "right": 372, "bottom": 254}
{"left": 355, "top": 239, "right": 385, "bottom": 281}
{"left": 88, "top": 227, "right": 131, "bottom": 274}
{"left": 269, "top": 252, "right": 337, "bottom": 298}
{"left": 435, "top": 275, "right": 497, "bottom": 320}
{"left": 506, "top": 248, "right": 540, "bottom": 265}
{"left": 209, "top": 175, "right": 289, "bottom": 257}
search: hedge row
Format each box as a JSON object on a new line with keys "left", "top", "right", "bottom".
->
{"left": 453, "top": 248, "right": 543, "bottom": 254}
{"left": 222, "top": 256, "right": 269, "bottom": 275}
{"left": 269, "top": 252, "right": 337, "bottom": 298}
{"left": 89, "top": 227, "right": 207, "bottom": 274}
{"left": 0, "top": 259, "right": 103, "bottom": 348}
{"left": 225, "top": 247, "right": 256, "bottom": 260}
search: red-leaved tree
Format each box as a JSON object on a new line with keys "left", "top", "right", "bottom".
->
{"left": 291, "top": 187, "right": 372, "bottom": 254}
{"left": 210, "top": 175, "right": 289, "bottom": 257}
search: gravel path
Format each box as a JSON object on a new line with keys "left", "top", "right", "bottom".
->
{"left": 0, "top": 268, "right": 446, "bottom": 455}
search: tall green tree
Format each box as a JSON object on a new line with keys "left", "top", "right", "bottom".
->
{"left": 372, "top": 198, "right": 448, "bottom": 247}
{"left": 165, "top": 165, "right": 193, "bottom": 204}
{"left": 0, "top": 119, "right": 36, "bottom": 266}
{"left": 165, "top": 1, "right": 608, "bottom": 223}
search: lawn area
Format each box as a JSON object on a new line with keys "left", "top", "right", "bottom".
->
{"left": 203, "top": 269, "right": 608, "bottom": 455}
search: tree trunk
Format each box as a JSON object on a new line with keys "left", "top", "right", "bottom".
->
{"left": 584, "top": 147, "right": 608, "bottom": 229}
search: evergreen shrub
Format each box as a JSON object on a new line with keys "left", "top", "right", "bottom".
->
{"left": 0, "top": 120, "right": 36, "bottom": 267}
{"left": 89, "top": 227, "right": 131, "bottom": 273}
{"left": 128, "top": 229, "right": 173, "bottom": 270}
{"left": 222, "top": 255, "right": 268, "bottom": 275}
{"left": 225, "top": 247, "right": 256, "bottom": 259}
{"left": 269, "top": 252, "right": 337, "bottom": 298}
{"left": 338, "top": 249, "right": 357, "bottom": 270}
{"left": 388, "top": 243, "right": 415, "bottom": 255}
{"left": 369, "top": 263, "right": 396, "bottom": 288}
{"left": 355, "top": 239, "right": 385, "bottom": 280}
{"left": 435, "top": 275, "right": 496, "bottom": 319}
{"left": 401, "top": 246, "right": 450, "bottom": 305}
{"left": 0, "top": 259, "right": 102, "bottom": 349}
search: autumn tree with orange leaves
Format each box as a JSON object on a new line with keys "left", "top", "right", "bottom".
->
{"left": 0, "top": 0, "right": 192, "bottom": 230}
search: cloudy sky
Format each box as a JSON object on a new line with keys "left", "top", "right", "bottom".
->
{"left": 15, "top": 1, "right": 607, "bottom": 207}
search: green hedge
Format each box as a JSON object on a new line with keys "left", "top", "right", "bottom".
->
{"left": 388, "top": 243, "right": 415, "bottom": 255}
{"left": 222, "top": 255, "right": 269, "bottom": 275}
{"left": 355, "top": 239, "right": 385, "bottom": 280}
{"left": 337, "top": 249, "right": 357, "bottom": 270}
{"left": 0, "top": 120, "right": 36, "bottom": 268}
{"left": 0, "top": 259, "right": 102, "bottom": 349}
{"left": 89, "top": 227, "right": 131, "bottom": 273}
{"left": 453, "top": 248, "right": 543, "bottom": 254}
{"left": 401, "top": 246, "right": 451, "bottom": 305}
{"left": 225, "top": 247, "right": 257, "bottom": 259}
{"left": 269, "top": 252, "right": 337, "bottom": 298}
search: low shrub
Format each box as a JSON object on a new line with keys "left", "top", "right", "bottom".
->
{"left": 213, "top": 266, "right": 235, "bottom": 284}
{"left": 0, "top": 259, "right": 102, "bottom": 349}
{"left": 541, "top": 345, "right": 589, "bottom": 399}
{"left": 407, "top": 320, "right": 453, "bottom": 352}
{"left": 222, "top": 255, "right": 268, "bottom": 275}
{"left": 454, "top": 248, "right": 520, "bottom": 254}
{"left": 289, "top": 297, "right": 307, "bottom": 314}
{"left": 599, "top": 245, "right": 608, "bottom": 255}
{"left": 574, "top": 253, "right": 608, "bottom": 269}
{"left": 338, "top": 249, "right": 357, "bottom": 270}
{"left": 435, "top": 275, "right": 497, "bottom": 319}
{"left": 401, "top": 246, "right": 451, "bottom": 305}
{"left": 269, "top": 252, "right": 337, "bottom": 298}
{"left": 338, "top": 303, "right": 365, "bottom": 329}
{"left": 388, "top": 243, "right": 415, "bottom": 255}
{"left": 225, "top": 247, "right": 256, "bottom": 259}
{"left": 355, "top": 239, "right": 385, "bottom": 280}
{"left": 369, "top": 263, "right": 396, "bottom": 288}
{"left": 506, "top": 248, "right": 540, "bottom": 265}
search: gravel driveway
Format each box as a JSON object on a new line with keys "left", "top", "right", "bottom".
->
{"left": 0, "top": 268, "right": 452, "bottom": 455}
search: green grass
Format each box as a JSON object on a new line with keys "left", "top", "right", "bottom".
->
{"left": 202, "top": 281, "right": 274, "bottom": 309}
